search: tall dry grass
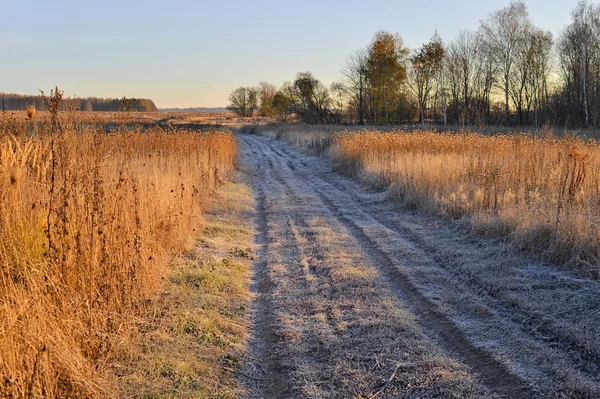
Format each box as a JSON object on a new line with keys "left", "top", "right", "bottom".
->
{"left": 0, "top": 115, "right": 237, "bottom": 397}
{"left": 330, "top": 129, "right": 600, "bottom": 276}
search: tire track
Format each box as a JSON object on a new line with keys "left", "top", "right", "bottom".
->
{"left": 245, "top": 186, "right": 289, "bottom": 398}
{"left": 246, "top": 133, "right": 600, "bottom": 397}
{"left": 244, "top": 139, "right": 350, "bottom": 396}
{"left": 306, "top": 181, "right": 534, "bottom": 399}
{"left": 243, "top": 137, "right": 338, "bottom": 397}
{"left": 240, "top": 134, "right": 502, "bottom": 398}
{"left": 309, "top": 160, "right": 600, "bottom": 383}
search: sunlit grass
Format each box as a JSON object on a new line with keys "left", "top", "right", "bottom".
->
{"left": 0, "top": 115, "right": 237, "bottom": 397}
{"left": 331, "top": 129, "right": 600, "bottom": 275}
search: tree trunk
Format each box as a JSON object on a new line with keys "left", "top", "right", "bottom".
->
{"left": 583, "top": 47, "right": 590, "bottom": 126}
{"left": 358, "top": 77, "right": 364, "bottom": 125}
{"left": 505, "top": 74, "right": 510, "bottom": 125}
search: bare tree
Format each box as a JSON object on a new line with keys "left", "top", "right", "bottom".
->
{"left": 481, "top": 0, "right": 532, "bottom": 125}
{"left": 227, "top": 86, "right": 258, "bottom": 117}
{"left": 567, "top": 1, "right": 597, "bottom": 126}
{"left": 575, "top": 2, "right": 596, "bottom": 126}
{"left": 445, "top": 30, "right": 485, "bottom": 125}
{"left": 342, "top": 48, "right": 369, "bottom": 124}
{"left": 409, "top": 32, "right": 445, "bottom": 125}
{"left": 525, "top": 28, "right": 554, "bottom": 126}
{"left": 554, "top": 1, "right": 600, "bottom": 127}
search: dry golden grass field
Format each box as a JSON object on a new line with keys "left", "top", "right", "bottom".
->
{"left": 5, "top": 108, "right": 600, "bottom": 398}
{"left": 0, "top": 111, "right": 242, "bottom": 397}
{"left": 6, "top": 110, "right": 270, "bottom": 128}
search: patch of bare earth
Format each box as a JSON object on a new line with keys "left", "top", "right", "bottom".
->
{"left": 115, "top": 177, "right": 255, "bottom": 398}
{"left": 238, "top": 135, "right": 502, "bottom": 399}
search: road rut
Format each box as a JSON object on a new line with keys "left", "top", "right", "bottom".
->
{"left": 239, "top": 133, "right": 600, "bottom": 398}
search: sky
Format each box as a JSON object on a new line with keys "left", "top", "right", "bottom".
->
{"left": 1, "top": 0, "right": 580, "bottom": 108}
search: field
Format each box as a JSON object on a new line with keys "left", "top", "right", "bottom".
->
{"left": 4, "top": 110, "right": 270, "bottom": 128}
{"left": 0, "top": 112, "right": 241, "bottom": 397}
{"left": 4, "top": 109, "right": 600, "bottom": 399}
{"left": 334, "top": 129, "right": 600, "bottom": 274}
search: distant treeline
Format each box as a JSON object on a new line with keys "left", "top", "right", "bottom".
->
{"left": 0, "top": 93, "right": 158, "bottom": 112}
{"left": 228, "top": 1, "right": 600, "bottom": 129}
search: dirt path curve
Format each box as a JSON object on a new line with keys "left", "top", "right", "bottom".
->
{"left": 238, "top": 133, "right": 600, "bottom": 399}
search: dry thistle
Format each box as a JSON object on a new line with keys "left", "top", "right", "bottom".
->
{"left": 567, "top": 147, "right": 588, "bottom": 203}
{"left": 9, "top": 168, "right": 21, "bottom": 186}
{"left": 40, "top": 86, "right": 63, "bottom": 126}
{"left": 568, "top": 146, "right": 588, "bottom": 161}
{"left": 26, "top": 105, "right": 36, "bottom": 120}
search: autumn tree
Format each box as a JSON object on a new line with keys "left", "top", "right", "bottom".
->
{"left": 366, "top": 31, "right": 410, "bottom": 124}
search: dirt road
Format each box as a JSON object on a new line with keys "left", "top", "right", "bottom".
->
{"left": 238, "top": 134, "right": 600, "bottom": 399}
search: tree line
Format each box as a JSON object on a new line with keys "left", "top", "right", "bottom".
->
{"left": 1, "top": 93, "right": 158, "bottom": 112}
{"left": 228, "top": 0, "right": 600, "bottom": 128}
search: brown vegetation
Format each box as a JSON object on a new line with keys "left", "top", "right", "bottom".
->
{"left": 25, "top": 105, "right": 36, "bottom": 120}
{"left": 0, "top": 115, "right": 237, "bottom": 397}
{"left": 118, "top": 180, "right": 255, "bottom": 398}
{"left": 332, "top": 129, "right": 600, "bottom": 276}
{"left": 6, "top": 110, "right": 271, "bottom": 129}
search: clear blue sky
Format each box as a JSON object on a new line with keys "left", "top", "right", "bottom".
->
{"left": 1, "top": 0, "right": 579, "bottom": 108}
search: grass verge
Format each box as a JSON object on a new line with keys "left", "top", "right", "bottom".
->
{"left": 0, "top": 112, "right": 237, "bottom": 398}
{"left": 115, "top": 176, "right": 255, "bottom": 398}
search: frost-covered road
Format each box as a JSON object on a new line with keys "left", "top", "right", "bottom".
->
{"left": 238, "top": 133, "right": 600, "bottom": 399}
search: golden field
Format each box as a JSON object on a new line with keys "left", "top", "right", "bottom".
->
{"left": 6, "top": 110, "right": 270, "bottom": 128}
{"left": 331, "top": 129, "right": 600, "bottom": 275}
{"left": 0, "top": 114, "right": 237, "bottom": 397}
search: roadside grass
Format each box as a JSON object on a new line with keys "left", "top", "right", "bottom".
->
{"left": 116, "top": 179, "right": 255, "bottom": 398}
{"left": 0, "top": 112, "right": 237, "bottom": 398}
